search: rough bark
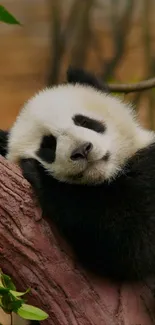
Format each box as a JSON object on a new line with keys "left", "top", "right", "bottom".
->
{"left": 0, "top": 155, "right": 155, "bottom": 325}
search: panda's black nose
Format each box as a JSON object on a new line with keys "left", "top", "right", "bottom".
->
{"left": 70, "top": 142, "right": 93, "bottom": 161}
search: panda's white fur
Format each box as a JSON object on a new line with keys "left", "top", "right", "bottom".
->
{"left": 6, "top": 84, "right": 155, "bottom": 184}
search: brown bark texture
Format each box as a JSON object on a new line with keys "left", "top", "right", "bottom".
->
{"left": 0, "top": 155, "right": 155, "bottom": 325}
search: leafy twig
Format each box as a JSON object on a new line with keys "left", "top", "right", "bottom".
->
{"left": 10, "top": 312, "right": 13, "bottom": 325}
{"left": 0, "top": 269, "right": 48, "bottom": 322}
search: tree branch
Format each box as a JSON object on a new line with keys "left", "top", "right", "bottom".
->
{"left": 108, "top": 77, "right": 155, "bottom": 93}
{"left": 0, "top": 155, "right": 155, "bottom": 324}
{"left": 101, "top": 0, "right": 134, "bottom": 80}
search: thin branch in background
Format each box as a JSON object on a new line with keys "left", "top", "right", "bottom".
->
{"left": 101, "top": 0, "right": 134, "bottom": 80}
{"left": 108, "top": 77, "right": 155, "bottom": 93}
{"left": 10, "top": 313, "right": 13, "bottom": 325}
{"left": 47, "top": 0, "right": 62, "bottom": 85}
{"left": 70, "top": 0, "right": 94, "bottom": 68}
{"left": 47, "top": 0, "right": 82, "bottom": 86}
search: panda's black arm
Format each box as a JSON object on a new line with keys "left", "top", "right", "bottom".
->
{"left": 20, "top": 158, "right": 42, "bottom": 197}
{"left": 0, "top": 129, "right": 9, "bottom": 157}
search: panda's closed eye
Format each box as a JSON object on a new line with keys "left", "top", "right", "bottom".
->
{"left": 36, "top": 134, "right": 57, "bottom": 163}
{"left": 73, "top": 114, "right": 106, "bottom": 133}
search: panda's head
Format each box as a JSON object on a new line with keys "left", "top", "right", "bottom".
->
{"left": 7, "top": 68, "right": 154, "bottom": 185}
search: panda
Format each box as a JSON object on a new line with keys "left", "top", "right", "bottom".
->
{"left": 1, "top": 67, "right": 155, "bottom": 287}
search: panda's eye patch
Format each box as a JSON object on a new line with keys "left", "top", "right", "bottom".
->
{"left": 36, "top": 134, "right": 57, "bottom": 163}
{"left": 73, "top": 114, "right": 106, "bottom": 133}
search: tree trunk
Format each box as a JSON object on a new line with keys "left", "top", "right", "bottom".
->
{"left": 0, "top": 155, "right": 155, "bottom": 325}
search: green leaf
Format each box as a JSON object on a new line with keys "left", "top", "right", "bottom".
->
{"left": 6, "top": 299, "right": 23, "bottom": 313}
{"left": 1, "top": 274, "right": 16, "bottom": 291}
{"left": 0, "top": 286, "right": 9, "bottom": 294}
{"left": 10, "top": 288, "right": 30, "bottom": 298}
{"left": 0, "top": 5, "right": 20, "bottom": 25}
{"left": 17, "top": 304, "right": 48, "bottom": 321}
{"left": 1, "top": 294, "right": 11, "bottom": 312}
{"left": 1, "top": 292, "right": 23, "bottom": 313}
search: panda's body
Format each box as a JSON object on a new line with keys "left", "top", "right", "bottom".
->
{"left": 1, "top": 68, "right": 155, "bottom": 290}
{"left": 20, "top": 141, "right": 155, "bottom": 282}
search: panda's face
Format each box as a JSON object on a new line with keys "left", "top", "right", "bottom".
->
{"left": 7, "top": 82, "right": 154, "bottom": 185}
{"left": 35, "top": 108, "right": 112, "bottom": 184}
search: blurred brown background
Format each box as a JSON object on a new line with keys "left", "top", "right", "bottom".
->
{"left": 0, "top": 0, "right": 155, "bottom": 130}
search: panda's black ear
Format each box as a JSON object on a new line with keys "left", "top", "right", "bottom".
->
{"left": 67, "top": 67, "right": 109, "bottom": 92}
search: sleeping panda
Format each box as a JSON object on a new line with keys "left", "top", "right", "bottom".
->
{"left": 1, "top": 67, "right": 155, "bottom": 284}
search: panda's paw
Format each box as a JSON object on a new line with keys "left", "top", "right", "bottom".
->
{"left": 0, "top": 130, "right": 9, "bottom": 157}
{"left": 20, "top": 158, "right": 41, "bottom": 194}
